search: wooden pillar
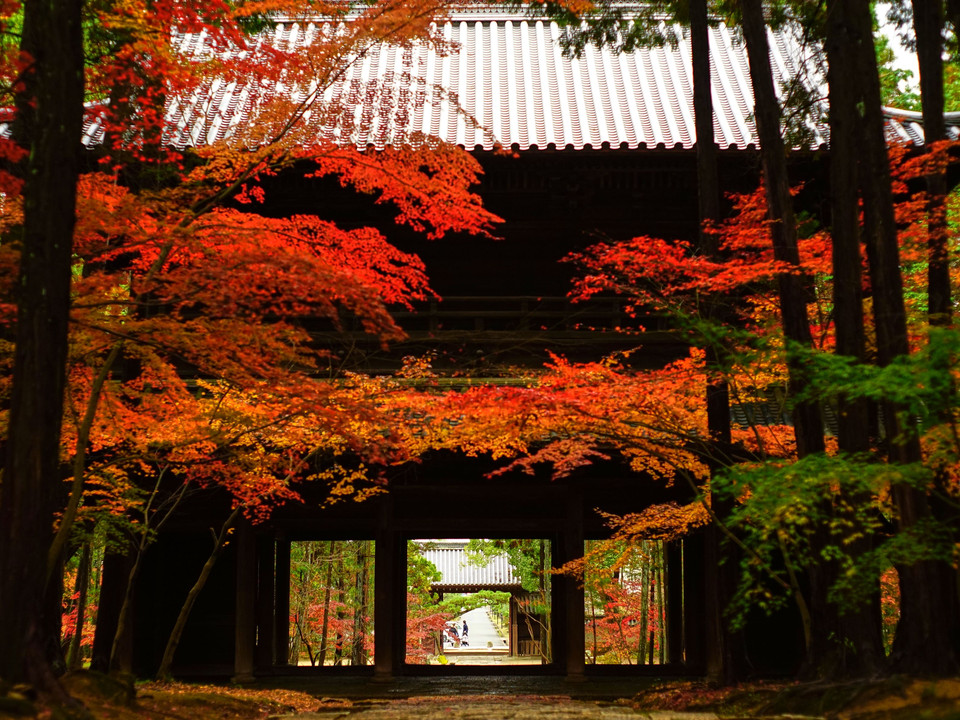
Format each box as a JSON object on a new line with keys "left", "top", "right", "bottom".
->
{"left": 274, "top": 536, "right": 291, "bottom": 666}
{"left": 255, "top": 533, "right": 275, "bottom": 669}
{"left": 509, "top": 596, "right": 517, "bottom": 656}
{"left": 665, "top": 541, "right": 684, "bottom": 665}
{"left": 683, "top": 532, "right": 707, "bottom": 673}
{"left": 90, "top": 550, "right": 133, "bottom": 673}
{"left": 233, "top": 519, "right": 256, "bottom": 683}
{"left": 373, "top": 497, "right": 401, "bottom": 681}
{"left": 556, "top": 493, "right": 585, "bottom": 680}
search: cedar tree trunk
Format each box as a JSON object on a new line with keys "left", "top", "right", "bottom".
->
{"left": 691, "top": 0, "right": 746, "bottom": 685}
{"left": 739, "top": 0, "right": 827, "bottom": 674}
{"left": 848, "top": 0, "right": 960, "bottom": 676}
{"left": 0, "top": 0, "right": 84, "bottom": 688}
{"left": 738, "top": 0, "right": 825, "bottom": 459}
{"left": 812, "top": 2, "right": 886, "bottom": 678}
{"left": 911, "top": 0, "right": 951, "bottom": 325}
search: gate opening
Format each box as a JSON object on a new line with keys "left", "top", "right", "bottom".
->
{"left": 583, "top": 538, "right": 667, "bottom": 665}
{"left": 288, "top": 540, "right": 374, "bottom": 666}
{"left": 406, "top": 539, "right": 552, "bottom": 666}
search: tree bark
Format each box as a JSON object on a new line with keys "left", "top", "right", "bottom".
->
{"left": 66, "top": 542, "right": 93, "bottom": 671}
{"left": 318, "top": 541, "right": 336, "bottom": 665}
{"left": 912, "top": 0, "right": 960, "bottom": 662}
{"left": 0, "top": 0, "right": 84, "bottom": 689}
{"left": 738, "top": 0, "right": 826, "bottom": 673}
{"left": 90, "top": 552, "right": 133, "bottom": 672}
{"left": 351, "top": 542, "right": 369, "bottom": 666}
{"left": 637, "top": 549, "right": 649, "bottom": 664}
{"left": 657, "top": 545, "right": 666, "bottom": 665}
{"left": 810, "top": 2, "right": 886, "bottom": 678}
{"left": 847, "top": 0, "right": 959, "bottom": 676}
{"left": 691, "top": 0, "right": 748, "bottom": 683}
{"left": 738, "top": 0, "right": 825, "bottom": 457}
{"left": 911, "top": 0, "right": 951, "bottom": 325}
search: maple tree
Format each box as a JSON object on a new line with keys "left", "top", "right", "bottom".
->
{"left": 0, "top": 0, "right": 500, "bottom": 690}
{"left": 397, "top": 127, "right": 960, "bottom": 677}
{"left": 536, "top": 0, "right": 959, "bottom": 679}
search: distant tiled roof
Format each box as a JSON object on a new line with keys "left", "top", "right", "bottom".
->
{"left": 883, "top": 106, "right": 960, "bottom": 144}
{"left": 74, "top": 10, "right": 955, "bottom": 152}
{"left": 421, "top": 542, "right": 522, "bottom": 590}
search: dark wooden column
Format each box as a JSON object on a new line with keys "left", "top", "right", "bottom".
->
{"left": 90, "top": 550, "right": 133, "bottom": 672}
{"left": 255, "top": 533, "right": 275, "bottom": 669}
{"left": 665, "top": 541, "right": 684, "bottom": 665}
{"left": 556, "top": 494, "right": 585, "bottom": 680}
{"left": 373, "top": 497, "right": 402, "bottom": 680}
{"left": 274, "top": 535, "right": 291, "bottom": 666}
{"left": 509, "top": 597, "right": 517, "bottom": 656}
{"left": 233, "top": 519, "right": 256, "bottom": 683}
{"left": 682, "top": 532, "right": 707, "bottom": 673}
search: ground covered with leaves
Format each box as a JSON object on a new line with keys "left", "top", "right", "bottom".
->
{"left": 2, "top": 673, "right": 959, "bottom": 719}
{"left": 630, "top": 677, "right": 960, "bottom": 719}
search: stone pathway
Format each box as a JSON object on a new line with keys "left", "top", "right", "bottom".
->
{"left": 259, "top": 676, "right": 826, "bottom": 720}
{"left": 274, "top": 696, "right": 721, "bottom": 720}
{"left": 451, "top": 606, "right": 509, "bottom": 651}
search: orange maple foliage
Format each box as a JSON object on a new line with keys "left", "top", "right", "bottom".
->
{"left": 392, "top": 141, "right": 960, "bottom": 563}
{"left": 0, "top": 0, "right": 502, "bottom": 548}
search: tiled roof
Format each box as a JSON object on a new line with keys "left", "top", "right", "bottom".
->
{"left": 74, "top": 12, "right": 953, "bottom": 152}
{"left": 420, "top": 542, "right": 522, "bottom": 589}
{"left": 883, "top": 106, "right": 960, "bottom": 144}
{"left": 148, "top": 16, "right": 816, "bottom": 151}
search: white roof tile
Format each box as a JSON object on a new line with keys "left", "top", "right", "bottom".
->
{"left": 64, "top": 15, "right": 957, "bottom": 152}
{"left": 126, "top": 17, "right": 798, "bottom": 151}
{"left": 421, "top": 543, "right": 522, "bottom": 589}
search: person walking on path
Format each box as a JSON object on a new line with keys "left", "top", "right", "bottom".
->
{"left": 461, "top": 619, "right": 469, "bottom": 646}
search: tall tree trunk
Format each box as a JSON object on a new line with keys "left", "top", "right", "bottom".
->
{"left": 691, "top": 0, "right": 747, "bottom": 683}
{"left": 90, "top": 552, "right": 133, "bottom": 672}
{"left": 333, "top": 551, "right": 345, "bottom": 666}
{"left": 351, "top": 542, "right": 369, "bottom": 666}
{"left": 815, "top": 0, "right": 886, "bottom": 679}
{"left": 738, "top": 0, "right": 825, "bottom": 458}
{"left": 847, "top": 0, "right": 960, "bottom": 676}
{"left": 317, "top": 541, "right": 336, "bottom": 665}
{"left": 912, "top": 0, "right": 960, "bottom": 662}
{"left": 0, "top": 0, "right": 84, "bottom": 690}
{"left": 647, "top": 569, "right": 656, "bottom": 665}
{"left": 66, "top": 542, "right": 93, "bottom": 671}
{"left": 657, "top": 544, "right": 666, "bottom": 665}
{"left": 637, "top": 548, "right": 649, "bottom": 664}
{"left": 538, "top": 539, "right": 549, "bottom": 662}
{"left": 912, "top": 0, "right": 951, "bottom": 326}
{"left": 738, "top": 0, "right": 826, "bottom": 673}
